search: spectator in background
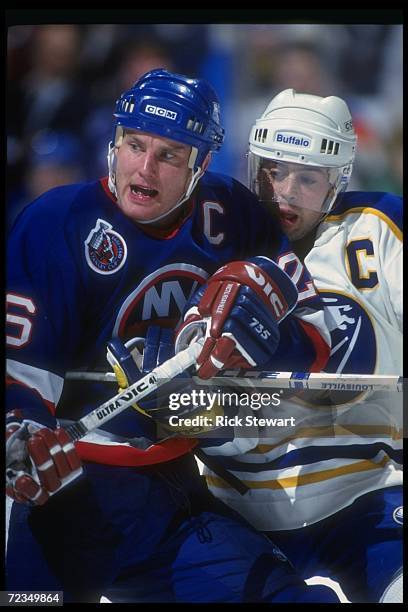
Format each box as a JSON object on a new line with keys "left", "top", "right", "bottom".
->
{"left": 7, "top": 25, "right": 89, "bottom": 213}
{"left": 234, "top": 40, "right": 338, "bottom": 183}
{"left": 82, "top": 37, "right": 175, "bottom": 179}
{"left": 351, "top": 124, "right": 403, "bottom": 195}
{"left": 116, "top": 39, "right": 175, "bottom": 90}
{"left": 7, "top": 27, "right": 32, "bottom": 200}
{"left": 336, "top": 25, "right": 395, "bottom": 98}
{"left": 264, "top": 42, "right": 335, "bottom": 97}
{"left": 7, "top": 130, "right": 84, "bottom": 234}
{"left": 17, "top": 25, "right": 88, "bottom": 137}
{"left": 7, "top": 23, "right": 402, "bottom": 219}
{"left": 26, "top": 131, "right": 84, "bottom": 199}
{"left": 385, "top": 128, "right": 403, "bottom": 195}
{"left": 232, "top": 25, "right": 402, "bottom": 195}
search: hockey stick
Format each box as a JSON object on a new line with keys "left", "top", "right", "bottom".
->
{"left": 193, "top": 370, "right": 404, "bottom": 393}
{"left": 64, "top": 341, "right": 202, "bottom": 441}
{"left": 65, "top": 368, "right": 403, "bottom": 393}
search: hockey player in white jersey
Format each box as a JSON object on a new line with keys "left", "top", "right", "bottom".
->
{"left": 200, "top": 90, "right": 403, "bottom": 603}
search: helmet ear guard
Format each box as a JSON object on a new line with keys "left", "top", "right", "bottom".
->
{"left": 248, "top": 89, "right": 357, "bottom": 215}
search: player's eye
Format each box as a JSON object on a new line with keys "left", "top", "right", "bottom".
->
{"left": 129, "top": 141, "right": 143, "bottom": 152}
{"left": 300, "top": 175, "right": 316, "bottom": 186}
{"left": 160, "top": 149, "right": 177, "bottom": 162}
{"left": 299, "top": 173, "right": 325, "bottom": 188}
{"left": 265, "top": 168, "right": 285, "bottom": 181}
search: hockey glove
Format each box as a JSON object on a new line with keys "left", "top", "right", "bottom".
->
{"left": 106, "top": 326, "right": 199, "bottom": 425}
{"left": 176, "top": 256, "right": 298, "bottom": 379}
{"left": 6, "top": 409, "right": 83, "bottom": 506}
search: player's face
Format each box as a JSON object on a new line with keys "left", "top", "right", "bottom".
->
{"left": 260, "top": 161, "right": 331, "bottom": 241}
{"left": 115, "top": 131, "right": 192, "bottom": 225}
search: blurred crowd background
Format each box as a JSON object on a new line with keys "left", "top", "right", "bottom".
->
{"left": 7, "top": 23, "right": 403, "bottom": 232}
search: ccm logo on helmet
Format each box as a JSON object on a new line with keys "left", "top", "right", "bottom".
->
{"left": 276, "top": 133, "right": 311, "bottom": 147}
{"left": 244, "top": 264, "right": 285, "bottom": 320}
{"left": 145, "top": 104, "right": 178, "bottom": 120}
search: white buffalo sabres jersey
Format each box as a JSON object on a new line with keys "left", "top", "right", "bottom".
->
{"left": 202, "top": 191, "right": 403, "bottom": 530}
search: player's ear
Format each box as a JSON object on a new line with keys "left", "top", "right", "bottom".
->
{"left": 201, "top": 152, "right": 212, "bottom": 173}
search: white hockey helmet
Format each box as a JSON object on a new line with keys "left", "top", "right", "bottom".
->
{"left": 248, "top": 89, "right": 357, "bottom": 214}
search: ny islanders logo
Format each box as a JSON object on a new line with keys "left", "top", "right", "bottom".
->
{"left": 85, "top": 219, "right": 127, "bottom": 274}
{"left": 321, "top": 290, "right": 376, "bottom": 374}
{"left": 113, "top": 264, "right": 209, "bottom": 339}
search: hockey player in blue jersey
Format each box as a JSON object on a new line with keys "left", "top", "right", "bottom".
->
{"left": 200, "top": 89, "right": 403, "bottom": 603}
{"left": 6, "top": 70, "right": 338, "bottom": 603}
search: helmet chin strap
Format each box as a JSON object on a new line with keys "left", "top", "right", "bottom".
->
{"left": 107, "top": 142, "right": 117, "bottom": 196}
{"left": 107, "top": 140, "right": 204, "bottom": 226}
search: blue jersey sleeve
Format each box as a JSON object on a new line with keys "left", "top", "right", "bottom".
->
{"left": 6, "top": 188, "right": 87, "bottom": 423}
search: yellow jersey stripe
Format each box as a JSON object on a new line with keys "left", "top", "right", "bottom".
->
{"left": 206, "top": 455, "right": 391, "bottom": 490}
{"left": 325, "top": 207, "right": 402, "bottom": 241}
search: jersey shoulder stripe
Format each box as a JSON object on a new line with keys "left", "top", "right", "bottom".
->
{"left": 326, "top": 191, "right": 402, "bottom": 240}
{"left": 205, "top": 454, "right": 395, "bottom": 491}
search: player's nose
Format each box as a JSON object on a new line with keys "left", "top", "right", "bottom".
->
{"left": 277, "top": 175, "right": 299, "bottom": 204}
{"left": 277, "top": 198, "right": 298, "bottom": 213}
{"left": 139, "top": 151, "right": 158, "bottom": 178}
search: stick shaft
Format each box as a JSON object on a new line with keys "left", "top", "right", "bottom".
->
{"left": 65, "top": 341, "right": 201, "bottom": 441}
{"left": 65, "top": 369, "right": 403, "bottom": 392}
{"left": 192, "top": 371, "right": 403, "bottom": 392}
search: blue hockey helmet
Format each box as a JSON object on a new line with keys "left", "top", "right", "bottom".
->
{"left": 107, "top": 69, "right": 225, "bottom": 222}
{"left": 112, "top": 68, "right": 224, "bottom": 169}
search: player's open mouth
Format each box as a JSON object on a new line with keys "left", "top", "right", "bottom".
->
{"left": 279, "top": 211, "right": 299, "bottom": 227}
{"left": 129, "top": 184, "right": 159, "bottom": 200}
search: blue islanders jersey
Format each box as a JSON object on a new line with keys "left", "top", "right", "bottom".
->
{"left": 201, "top": 191, "right": 403, "bottom": 529}
{"left": 6, "top": 172, "right": 329, "bottom": 467}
